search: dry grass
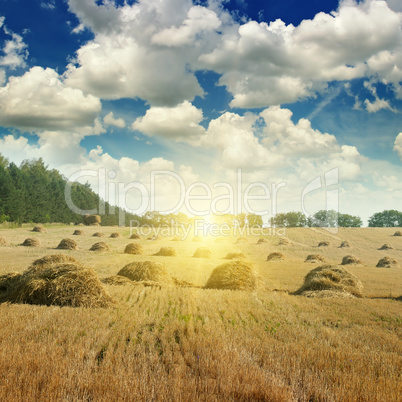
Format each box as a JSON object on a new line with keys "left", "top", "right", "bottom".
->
{"left": 224, "top": 252, "right": 246, "bottom": 260}
{"left": 117, "top": 261, "right": 172, "bottom": 285}
{"left": 304, "top": 254, "right": 326, "bottom": 264}
{"left": 376, "top": 257, "right": 399, "bottom": 268}
{"left": 89, "top": 242, "right": 110, "bottom": 252}
{"left": 124, "top": 243, "right": 144, "bottom": 255}
{"left": 294, "top": 265, "right": 364, "bottom": 298}
{"left": 20, "top": 238, "right": 41, "bottom": 247}
{"left": 101, "top": 275, "right": 134, "bottom": 286}
{"left": 204, "top": 261, "right": 262, "bottom": 291}
{"left": 56, "top": 238, "right": 78, "bottom": 250}
{"left": 267, "top": 252, "right": 285, "bottom": 261}
{"left": 236, "top": 237, "right": 248, "bottom": 244}
{"left": 341, "top": 255, "right": 362, "bottom": 266}
{"left": 154, "top": 247, "right": 178, "bottom": 257}
{"left": 0, "top": 236, "right": 8, "bottom": 246}
{"left": 192, "top": 236, "right": 203, "bottom": 242}
{"left": 193, "top": 247, "right": 212, "bottom": 258}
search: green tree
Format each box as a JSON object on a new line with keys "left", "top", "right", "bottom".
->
{"left": 247, "top": 213, "right": 263, "bottom": 227}
{"left": 338, "top": 213, "right": 362, "bottom": 227}
{"left": 368, "top": 210, "right": 402, "bottom": 227}
{"left": 313, "top": 210, "right": 339, "bottom": 227}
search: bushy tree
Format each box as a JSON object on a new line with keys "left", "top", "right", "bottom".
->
{"left": 368, "top": 210, "right": 402, "bottom": 227}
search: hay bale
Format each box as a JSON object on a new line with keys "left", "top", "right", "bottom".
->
{"left": 294, "top": 265, "right": 363, "bottom": 298}
{"left": 193, "top": 247, "right": 212, "bottom": 258}
{"left": 21, "top": 238, "right": 41, "bottom": 247}
{"left": 6, "top": 263, "right": 115, "bottom": 307}
{"left": 379, "top": 243, "right": 393, "bottom": 250}
{"left": 84, "top": 215, "right": 101, "bottom": 226}
{"left": 278, "top": 238, "right": 291, "bottom": 246}
{"left": 257, "top": 238, "right": 268, "bottom": 244}
{"left": 57, "top": 238, "right": 78, "bottom": 250}
{"left": 376, "top": 257, "right": 399, "bottom": 268}
{"left": 192, "top": 236, "right": 203, "bottom": 242}
{"left": 236, "top": 237, "right": 248, "bottom": 244}
{"left": 117, "top": 261, "right": 172, "bottom": 284}
{"left": 32, "top": 225, "right": 47, "bottom": 233}
{"left": 224, "top": 252, "right": 246, "bottom": 260}
{"left": 304, "top": 254, "right": 326, "bottom": 264}
{"left": 124, "top": 243, "right": 144, "bottom": 255}
{"left": 89, "top": 242, "right": 110, "bottom": 252}
{"left": 92, "top": 232, "right": 104, "bottom": 238}
{"left": 339, "top": 241, "right": 351, "bottom": 248}
{"left": 154, "top": 247, "right": 178, "bottom": 257}
{"left": 73, "top": 230, "right": 84, "bottom": 236}
{"left": 341, "top": 255, "right": 362, "bottom": 265}
{"left": 101, "top": 275, "right": 133, "bottom": 286}
{"left": 204, "top": 261, "right": 262, "bottom": 291}
{"left": 110, "top": 232, "right": 121, "bottom": 238}
{"left": 0, "top": 272, "right": 22, "bottom": 294}
{"left": 147, "top": 235, "right": 159, "bottom": 241}
{"left": 130, "top": 233, "right": 141, "bottom": 240}
{"left": 298, "top": 290, "right": 356, "bottom": 299}
{"left": 318, "top": 241, "right": 330, "bottom": 247}
{"left": 393, "top": 231, "right": 402, "bottom": 237}
{"left": 0, "top": 235, "right": 9, "bottom": 246}
{"left": 267, "top": 252, "right": 285, "bottom": 262}
{"left": 30, "top": 254, "right": 80, "bottom": 271}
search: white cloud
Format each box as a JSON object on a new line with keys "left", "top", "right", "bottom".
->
{"left": 364, "top": 97, "right": 395, "bottom": 112}
{"left": 104, "top": 112, "right": 125, "bottom": 128}
{"left": 1, "top": 22, "right": 28, "bottom": 69}
{"left": 394, "top": 133, "right": 402, "bottom": 159}
{"left": 132, "top": 101, "right": 205, "bottom": 140}
{"left": 0, "top": 66, "right": 101, "bottom": 130}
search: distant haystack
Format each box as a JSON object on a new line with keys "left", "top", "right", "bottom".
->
{"left": 257, "top": 238, "right": 268, "bottom": 244}
{"left": 236, "top": 237, "right": 248, "bottom": 244}
{"left": 30, "top": 254, "right": 80, "bottom": 270}
{"left": 84, "top": 215, "right": 101, "bottom": 226}
{"left": 154, "top": 247, "right": 178, "bottom": 257}
{"left": 130, "top": 233, "right": 141, "bottom": 240}
{"left": 4, "top": 262, "right": 115, "bottom": 308}
{"left": 278, "top": 238, "right": 291, "bottom": 246}
{"left": 147, "top": 235, "right": 159, "bottom": 241}
{"left": 73, "top": 230, "right": 84, "bottom": 236}
{"left": 379, "top": 244, "right": 393, "bottom": 250}
{"left": 267, "top": 252, "right": 285, "bottom": 262}
{"left": 56, "top": 238, "right": 78, "bottom": 250}
{"left": 92, "top": 232, "right": 104, "bottom": 238}
{"left": 32, "top": 225, "right": 46, "bottom": 233}
{"left": 224, "top": 252, "right": 246, "bottom": 260}
{"left": 318, "top": 241, "right": 330, "bottom": 247}
{"left": 204, "top": 261, "right": 262, "bottom": 291}
{"left": 304, "top": 254, "right": 326, "bottom": 264}
{"left": 110, "top": 232, "right": 121, "bottom": 238}
{"left": 0, "top": 235, "right": 9, "bottom": 246}
{"left": 193, "top": 247, "right": 212, "bottom": 258}
{"left": 294, "top": 265, "right": 363, "bottom": 298}
{"left": 89, "top": 242, "right": 110, "bottom": 252}
{"left": 341, "top": 255, "right": 362, "bottom": 266}
{"left": 376, "top": 257, "right": 399, "bottom": 268}
{"left": 117, "top": 261, "right": 172, "bottom": 285}
{"left": 124, "top": 243, "right": 144, "bottom": 255}
{"left": 339, "top": 241, "right": 351, "bottom": 248}
{"left": 21, "top": 238, "right": 41, "bottom": 247}
{"left": 393, "top": 231, "right": 402, "bottom": 237}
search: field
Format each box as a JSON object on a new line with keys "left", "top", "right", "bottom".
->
{"left": 0, "top": 225, "right": 401, "bottom": 401}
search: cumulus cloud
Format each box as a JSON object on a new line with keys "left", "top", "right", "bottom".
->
{"left": 0, "top": 66, "right": 101, "bottom": 130}
{"left": 104, "top": 112, "right": 125, "bottom": 128}
{"left": 394, "top": 133, "right": 402, "bottom": 159}
{"left": 132, "top": 101, "right": 205, "bottom": 140}
{"left": 0, "top": 20, "right": 28, "bottom": 69}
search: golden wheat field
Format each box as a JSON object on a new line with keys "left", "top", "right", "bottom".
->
{"left": 0, "top": 225, "right": 401, "bottom": 401}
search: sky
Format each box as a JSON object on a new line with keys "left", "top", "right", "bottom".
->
{"left": 0, "top": 0, "right": 402, "bottom": 225}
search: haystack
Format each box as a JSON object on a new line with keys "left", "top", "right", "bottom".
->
{"left": 379, "top": 244, "right": 393, "bottom": 250}
{"left": 130, "top": 233, "right": 141, "bottom": 240}
{"left": 341, "top": 255, "right": 362, "bottom": 266}
{"left": 257, "top": 238, "right": 268, "bottom": 244}
{"left": 32, "top": 225, "right": 46, "bottom": 233}
{"left": 0, "top": 272, "right": 21, "bottom": 295}
{"left": 376, "top": 257, "right": 399, "bottom": 268}
{"left": 30, "top": 254, "right": 80, "bottom": 270}
{"left": 294, "top": 265, "right": 363, "bottom": 298}
{"left": 267, "top": 252, "right": 285, "bottom": 262}
{"left": 393, "top": 231, "right": 402, "bottom": 237}
{"left": 92, "top": 232, "right": 105, "bottom": 238}
{"left": 0, "top": 235, "right": 9, "bottom": 246}
{"left": 90, "top": 242, "right": 110, "bottom": 252}
{"left": 117, "top": 261, "right": 172, "bottom": 285}
{"left": 110, "top": 232, "right": 121, "bottom": 238}
{"left": 318, "top": 241, "right": 330, "bottom": 247}
{"left": 56, "top": 238, "right": 78, "bottom": 250}
{"left": 193, "top": 247, "right": 212, "bottom": 258}
{"left": 154, "top": 247, "right": 178, "bottom": 257}
{"left": 236, "top": 237, "right": 248, "bottom": 244}
{"left": 339, "top": 241, "right": 351, "bottom": 248}
{"left": 305, "top": 254, "right": 326, "bottom": 264}
{"left": 101, "top": 275, "right": 134, "bottom": 286}
{"left": 84, "top": 215, "right": 101, "bottom": 226}
{"left": 124, "top": 243, "right": 144, "bottom": 255}
{"left": 224, "top": 252, "right": 246, "bottom": 260}
{"left": 73, "top": 230, "right": 84, "bottom": 236}
{"left": 204, "top": 261, "right": 262, "bottom": 291}
{"left": 4, "top": 263, "right": 115, "bottom": 307}
{"left": 278, "top": 238, "right": 291, "bottom": 246}
{"left": 21, "top": 238, "right": 41, "bottom": 247}
{"left": 148, "top": 235, "right": 159, "bottom": 241}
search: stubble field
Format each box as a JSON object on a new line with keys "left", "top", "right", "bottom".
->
{"left": 0, "top": 225, "right": 401, "bottom": 401}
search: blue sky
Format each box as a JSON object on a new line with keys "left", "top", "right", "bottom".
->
{"left": 0, "top": 0, "right": 402, "bottom": 224}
